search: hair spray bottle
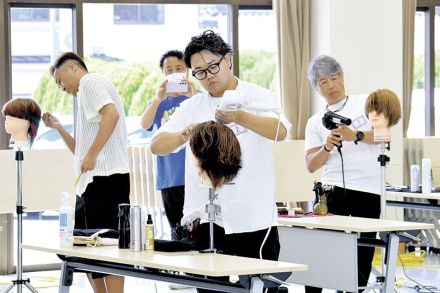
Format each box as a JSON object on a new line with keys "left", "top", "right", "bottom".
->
{"left": 145, "top": 214, "right": 154, "bottom": 250}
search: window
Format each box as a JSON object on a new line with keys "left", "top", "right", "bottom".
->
{"left": 238, "top": 7, "right": 277, "bottom": 94}
{"left": 11, "top": 8, "right": 57, "bottom": 22}
{"left": 9, "top": 5, "right": 74, "bottom": 268}
{"left": 408, "top": 10, "right": 426, "bottom": 137}
{"left": 198, "top": 5, "right": 229, "bottom": 30}
{"left": 84, "top": 3, "right": 230, "bottom": 143}
{"left": 410, "top": 2, "right": 440, "bottom": 137}
{"left": 114, "top": 4, "right": 164, "bottom": 24}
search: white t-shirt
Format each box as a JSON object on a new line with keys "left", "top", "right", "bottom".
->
{"left": 75, "top": 73, "right": 130, "bottom": 195}
{"left": 304, "top": 95, "right": 381, "bottom": 195}
{"left": 154, "top": 78, "right": 292, "bottom": 234}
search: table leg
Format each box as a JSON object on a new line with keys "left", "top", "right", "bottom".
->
{"left": 58, "top": 260, "right": 73, "bottom": 293}
{"left": 383, "top": 233, "right": 399, "bottom": 293}
{"left": 249, "top": 277, "right": 264, "bottom": 293}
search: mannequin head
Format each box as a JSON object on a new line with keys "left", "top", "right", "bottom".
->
{"left": 190, "top": 121, "right": 242, "bottom": 189}
{"left": 2, "top": 98, "right": 41, "bottom": 145}
{"left": 365, "top": 89, "right": 401, "bottom": 141}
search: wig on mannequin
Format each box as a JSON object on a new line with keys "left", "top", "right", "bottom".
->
{"left": 365, "top": 89, "right": 401, "bottom": 127}
{"left": 2, "top": 98, "right": 41, "bottom": 145}
{"left": 190, "top": 121, "right": 242, "bottom": 189}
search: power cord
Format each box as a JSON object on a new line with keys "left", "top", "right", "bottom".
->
{"left": 259, "top": 111, "right": 282, "bottom": 260}
{"left": 336, "top": 147, "right": 347, "bottom": 202}
{"left": 398, "top": 253, "right": 438, "bottom": 293}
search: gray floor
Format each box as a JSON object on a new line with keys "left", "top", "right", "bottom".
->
{"left": 0, "top": 253, "right": 439, "bottom": 293}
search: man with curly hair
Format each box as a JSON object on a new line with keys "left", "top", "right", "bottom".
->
{"left": 151, "top": 30, "right": 291, "bottom": 293}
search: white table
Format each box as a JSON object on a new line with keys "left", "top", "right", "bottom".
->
{"left": 22, "top": 244, "right": 307, "bottom": 293}
{"left": 278, "top": 215, "right": 434, "bottom": 292}
{"left": 387, "top": 190, "right": 440, "bottom": 211}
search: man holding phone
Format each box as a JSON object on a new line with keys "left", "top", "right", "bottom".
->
{"left": 140, "top": 50, "right": 195, "bottom": 239}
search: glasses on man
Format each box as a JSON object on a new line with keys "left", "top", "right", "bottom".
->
{"left": 192, "top": 55, "right": 225, "bottom": 80}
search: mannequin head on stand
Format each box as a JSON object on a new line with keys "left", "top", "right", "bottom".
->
{"left": 190, "top": 121, "right": 242, "bottom": 189}
{"left": 2, "top": 98, "right": 41, "bottom": 147}
{"left": 365, "top": 89, "right": 401, "bottom": 142}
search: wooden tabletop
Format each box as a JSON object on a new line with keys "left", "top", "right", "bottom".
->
{"left": 22, "top": 244, "right": 307, "bottom": 277}
{"left": 278, "top": 215, "right": 434, "bottom": 233}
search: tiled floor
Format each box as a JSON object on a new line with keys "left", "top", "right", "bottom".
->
{"left": 0, "top": 252, "right": 439, "bottom": 293}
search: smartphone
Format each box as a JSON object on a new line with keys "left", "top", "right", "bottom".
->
{"left": 166, "top": 81, "right": 188, "bottom": 94}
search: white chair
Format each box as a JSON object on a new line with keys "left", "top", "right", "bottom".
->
{"left": 128, "top": 145, "right": 165, "bottom": 238}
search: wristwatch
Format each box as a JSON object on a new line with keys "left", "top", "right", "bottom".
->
{"left": 354, "top": 131, "right": 364, "bottom": 145}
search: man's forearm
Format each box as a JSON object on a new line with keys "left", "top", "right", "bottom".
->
{"left": 140, "top": 99, "right": 161, "bottom": 129}
{"left": 150, "top": 132, "right": 186, "bottom": 155}
{"left": 235, "top": 111, "right": 287, "bottom": 141}
{"left": 56, "top": 127, "right": 75, "bottom": 154}
{"left": 306, "top": 146, "right": 329, "bottom": 173}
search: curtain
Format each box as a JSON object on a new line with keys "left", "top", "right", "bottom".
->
{"left": 273, "top": 0, "right": 310, "bottom": 139}
{"left": 402, "top": 0, "right": 416, "bottom": 137}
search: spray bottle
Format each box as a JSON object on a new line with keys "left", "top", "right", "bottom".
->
{"left": 59, "top": 192, "right": 74, "bottom": 247}
{"left": 145, "top": 214, "right": 154, "bottom": 250}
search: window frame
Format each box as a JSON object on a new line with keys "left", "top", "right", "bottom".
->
{"left": 416, "top": 0, "right": 438, "bottom": 136}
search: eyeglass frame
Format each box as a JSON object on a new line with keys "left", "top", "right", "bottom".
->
{"left": 191, "top": 54, "right": 225, "bottom": 80}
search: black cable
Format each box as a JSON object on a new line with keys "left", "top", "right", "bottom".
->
{"left": 398, "top": 253, "right": 438, "bottom": 293}
{"left": 337, "top": 147, "right": 347, "bottom": 202}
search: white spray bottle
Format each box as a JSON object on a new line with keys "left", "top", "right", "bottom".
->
{"left": 59, "top": 192, "right": 74, "bottom": 247}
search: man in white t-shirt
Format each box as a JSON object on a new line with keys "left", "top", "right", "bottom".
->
{"left": 42, "top": 52, "right": 129, "bottom": 293}
{"left": 151, "top": 30, "right": 291, "bottom": 293}
{"left": 304, "top": 55, "right": 381, "bottom": 293}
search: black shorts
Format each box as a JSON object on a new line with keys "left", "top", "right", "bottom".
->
{"left": 74, "top": 173, "right": 130, "bottom": 279}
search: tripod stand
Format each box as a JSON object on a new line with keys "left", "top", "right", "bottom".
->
{"left": 3, "top": 147, "right": 38, "bottom": 293}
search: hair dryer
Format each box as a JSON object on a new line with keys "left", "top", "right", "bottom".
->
{"left": 322, "top": 111, "right": 352, "bottom": 130}
{"left": 218, "top": 90, "right": 280, "bottom": 113}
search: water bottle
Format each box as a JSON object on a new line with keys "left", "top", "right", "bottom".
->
{"left": 59, "top": 192, "right": 74, "bottom": 247}
{"left": 410, "top": 164, "right": 420, "bottom": 192}
{"left": 422, "top": 158, "right": 432, "bottom": 194}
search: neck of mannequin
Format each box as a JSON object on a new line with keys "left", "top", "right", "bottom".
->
{"left": 10, "top": 131, "right": 29, "bottom": 142}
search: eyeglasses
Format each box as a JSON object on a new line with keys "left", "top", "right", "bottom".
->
{"left": 192, "top": 55, "right": 225, "bottom": 80}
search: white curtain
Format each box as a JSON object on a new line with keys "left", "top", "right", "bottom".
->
{"left": 273, "top": 0, "right": 310, "bottom": 139}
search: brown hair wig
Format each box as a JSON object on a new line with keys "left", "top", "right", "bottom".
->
{"left": 2, "top": 98, "right": 41, "bottom": 145}
{"left": 190, "top": 121, "right": 242, "bottom": 189}
{"left": 365, "top": 89, "right": 401, "bottom": 127}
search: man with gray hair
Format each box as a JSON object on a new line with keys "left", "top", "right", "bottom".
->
{"left": 304, "top": 55, "right": 381, "bottom": 292}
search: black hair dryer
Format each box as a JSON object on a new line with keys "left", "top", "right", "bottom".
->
{"left": 322, "top": 111, "right": 352, "bottom": 150}
{"left": 322, "top": 111, "right": 352, "bottom": 130}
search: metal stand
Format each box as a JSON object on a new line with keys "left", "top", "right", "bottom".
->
{"left": 3, "top": 148, "right": 38, "bottom": 293}
{"left": 201, "top": 188, "right": 220, "bottom": 253}
{"left": 378, "top": 141, "right": 390, "bottom": 220}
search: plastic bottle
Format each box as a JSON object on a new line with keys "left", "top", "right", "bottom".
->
{"left": 410, "top": 164, "right": 420, "bottom": 192}
{"left": 59, "top": 192, "right": 74, "bottom": 247}
{"left": 145, "top": 214, "right": 154, "bottom": 251}
{"left": 422, "top": 158, "right": 432, "bottom": 194}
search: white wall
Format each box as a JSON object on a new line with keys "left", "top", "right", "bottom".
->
{"left": 310, "top": 0, "right": 403, "bottom": 185}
